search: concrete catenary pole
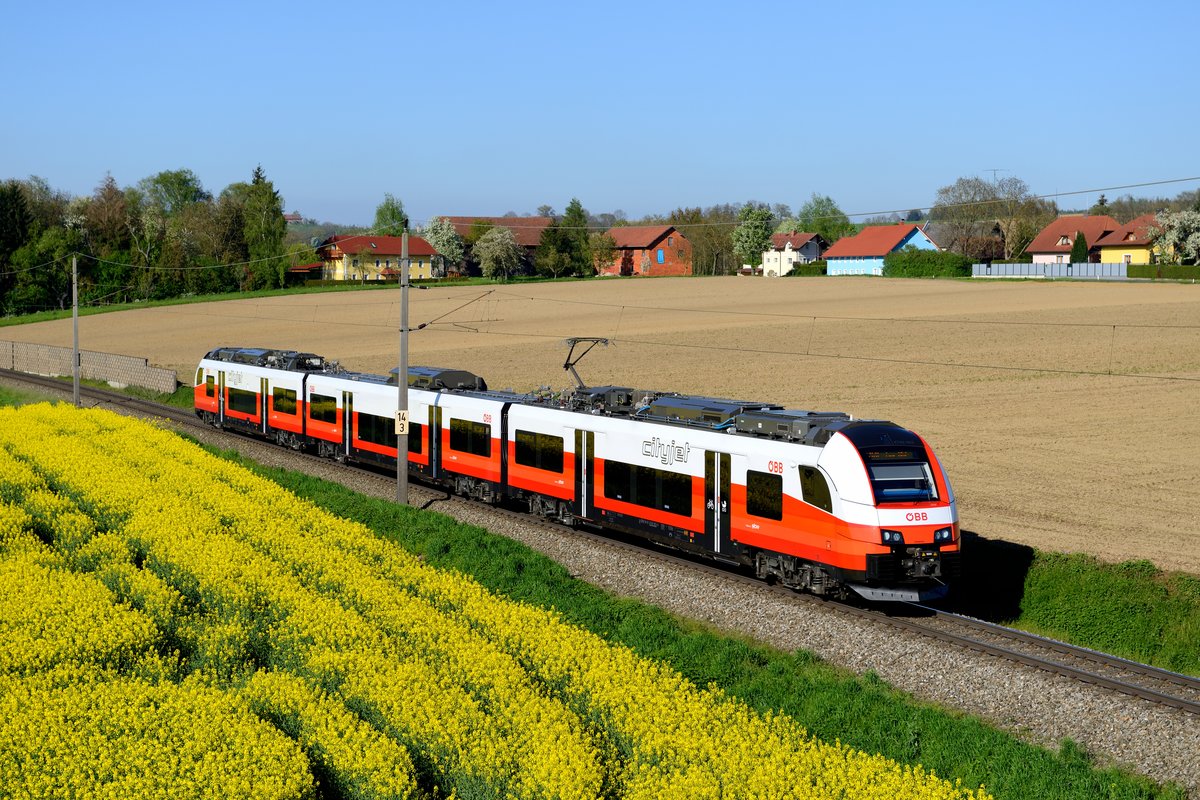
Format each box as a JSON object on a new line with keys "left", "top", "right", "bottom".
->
{"left": 396, "top": 231, "right": 410, "bottom": 504}
{"left": 72, "top": 255, "right": 80, "bottom": 407}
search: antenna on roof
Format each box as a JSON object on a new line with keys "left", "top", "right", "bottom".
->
{"left": 562, "top": 337, "right": 609, "bottom": 389}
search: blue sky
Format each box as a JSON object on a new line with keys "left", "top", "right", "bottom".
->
{"left": 4, "top": 0, "right": 1197, "bottom": 226}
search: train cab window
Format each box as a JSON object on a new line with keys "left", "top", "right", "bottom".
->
{"left": 228, "top": 387, "right": 258, "bottom": 415}
{"left": 867, "top": 463, "right": 937, "bottom": 503}
{"left": 205, "top": 376, "right": 215, "bottom": 398}
{"left": 746, "top": 470, "right": 783, "bottom": 520}
{"left": 272, "top": 388, "right": 297, "bottom": 415}
{"left": 195, "top": 367, "right": 204, "bottom": 386}
{"left": 604, "top": 459, "right": 692, "bottom": 517}
{"left": 798, "top": 467, "right": 833, "bottom": 513}
{"left": 309, "top": 393, "right": 337, "bottom": 424}
{"left": 515, "top": 430, "right": 564, "bottom": 473}
{"left": 449, "top": 418, "right": 491, "bottom": 457}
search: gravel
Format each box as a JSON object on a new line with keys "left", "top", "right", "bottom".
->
{"left": 8, "top": 380, "right": 1198, "bottom": 797}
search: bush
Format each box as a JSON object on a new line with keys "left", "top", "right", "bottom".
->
{"left": 882, "top": 247, "right": 971, "bottom": 278}
{"left": 785, "top": 260, "right": 827, "bottom": 276}
{"left": 1127, "top": 264, "right": 1200, "bottom": 280}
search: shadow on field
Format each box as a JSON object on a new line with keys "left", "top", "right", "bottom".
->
{"left": 946, "top": 530, "right": 1035, "bottom": 622}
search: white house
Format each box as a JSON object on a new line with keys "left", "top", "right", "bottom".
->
{"left": 761, "top": 231, "right": 825, "bottom": 276}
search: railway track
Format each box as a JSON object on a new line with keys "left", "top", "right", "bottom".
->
{"left": 6, "top": 368, "right": 1199, "bottom": 718}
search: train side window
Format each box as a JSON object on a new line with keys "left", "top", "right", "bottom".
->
{"left": 746, "top": 470, "right": 783, "bottom": 520}
{"left": 273, "top": 387, "right": 297, "bottom": 415}
{"left": 357, "top": 412, "right": 423, "bottom": 454}
{"left": 604, "top": 459, "right": 692, "bottom": 517}
{"left": 309, "top": 393, "right": 337, "bottom": 423}
{"left": 205, "top": 376, "right": 215, "bottom": 398}
{"left": 515, "top": 430, "right": 564, "bottom": 473}
{"left": 798, "top": 466, "right": 833, "bottom": 513}
{"left": 449, "top": 418, "right": 491, "bottom": 457}
{"left": 228, "top": 387, "right": 258, "bottom": 414}
{"left": 195, "top": 367, "right": 204, "bottom": 386}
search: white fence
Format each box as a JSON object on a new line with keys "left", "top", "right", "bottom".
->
{"left": 972, "top": 262, "right": 1128, "bottom": 280}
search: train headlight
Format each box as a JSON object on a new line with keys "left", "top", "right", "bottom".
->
{"left": 881, "top": 529, "right": 904, "bottom": 545}
{"left": 933, "top": 527, "right": 953, "bottom": 543}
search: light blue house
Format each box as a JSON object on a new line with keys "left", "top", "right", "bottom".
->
{"left": 822, "top": 224, "right": 939, "bottom": 276}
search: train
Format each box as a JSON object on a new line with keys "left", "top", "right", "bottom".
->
{"left": 193, "top": 345, "right": 961, "bottom": 602}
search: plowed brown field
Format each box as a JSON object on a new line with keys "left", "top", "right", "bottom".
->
{"left": 8, "top": 276, "right": 1200, "bottom": 573}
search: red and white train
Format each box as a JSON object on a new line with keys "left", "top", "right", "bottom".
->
{"left": 194, "top": 346, "right": 961, "bottom": 602}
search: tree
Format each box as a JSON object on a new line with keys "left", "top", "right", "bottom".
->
{"left": 85, "top": 174, "right": 131, "bottom": 258}
{"left": 137, "top": 169, "right": 210, "bottom": 217}
{"left": 589, "top": 232, "right": 616, "bottom": 276}
{"left": 373, "top": 193, "right": 408, "bottom": 234}
{"left": 788, "top": 194, "right": 856, "bottom": 245}
{"left": 0, "top": 180, "right": 32, "bottom": 311}
{"left": 667, "top": 204, "right": 738, "bottom": 275}
{"left": 731, "top": 203, "right": 774, "bottom": 267}
{"left": 421, "top": 216, "right": 465, "bottom": 271}
{"left": 538, "top": 199, "right": 591, "bottom": 277}
{"left": 536, "top": 204, "right": 556, "bottom": 218}
{"left": 243, "top": 167, "right": 287, "bottom": 288}
{"left": 905, "top": 209, "right": 924, "bottom": 222}
{"left": 1149, "top": 210, "right": 1200, "bottom": 264}
{"left": 473, "top": 226, "right": 523, "bottom": 280}
{"left": 929, "top": 177, "right": 999, "bottom": 258}
{"left": 993, "top": 176, "right": 1056, "bottom": 259}
{"left": 1069, "top": 231, "right": 1088, "bottom": 264}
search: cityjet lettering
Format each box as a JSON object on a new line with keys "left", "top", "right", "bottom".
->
{"left": 642, "top": 437, "right": 691, "bottom": 466}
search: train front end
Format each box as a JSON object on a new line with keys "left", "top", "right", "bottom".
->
{"left": 818, "top": 422, "right": 961, "bottom": 602}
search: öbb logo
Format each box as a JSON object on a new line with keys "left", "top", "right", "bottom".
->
{"left": 905, "top": 512, "right": 929, "bottom": 522}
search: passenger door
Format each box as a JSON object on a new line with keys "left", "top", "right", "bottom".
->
{"left": 705, "top": 450, "right": 732, "bottom": 555}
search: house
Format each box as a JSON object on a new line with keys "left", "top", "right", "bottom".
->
{"left": 316, "top": 234, "right": 440, "bottom": 281}
{"left": 1094, "top": 214, "right": 1161, "bottom": 266}
{"left": 286, "top": 261, "right": 323, "bottom": 285}
{"left": 283, "top": 212, "right": 304, "bottom": 224}
{"left": 597, "top": 225, "right": 692, "bottom": 277}
{"left": 760, "top": 232, "right": 825, "bottom": 277}
{"left": 1024, "top": 215, "right": 1119, "bottom": 264}
{"left": 821, "top": 224, "right": 939, "bottom": 276}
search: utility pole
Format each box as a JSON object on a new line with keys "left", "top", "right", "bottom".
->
{"left": 395, "top": 231, "right": 410, "bottom": 504}
{"left": 72, "top": 255, "right": 80, "bottom": 407}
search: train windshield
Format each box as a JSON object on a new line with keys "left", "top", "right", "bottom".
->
{"left": 860, "top": 446, "right": 938, "bottom": 504}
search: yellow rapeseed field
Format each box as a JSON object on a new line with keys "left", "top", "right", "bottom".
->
{"left": 0, "top": 402, "right": 991, "bottom": 800}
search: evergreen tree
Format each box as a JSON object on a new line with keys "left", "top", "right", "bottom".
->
{"left": 560, "top": 198, "right": 592, "bottom": 276}
{"left": 243, "top": 166, "right": 287, "bottom": 289}
{"left": 1069, "top": 231, "right": 1088, "bottom": 264}
{"left": 373, "top": 194, "right": 408, "bottom": 234}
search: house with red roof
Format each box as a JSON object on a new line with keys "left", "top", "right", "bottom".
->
{"left": 598, "top": 225, "right": 692, "bottom": 277}
{"left": 1024, "top": 215, "right": 1119, "bottom": 264}
{"left": 1094, "top": 214, "right": 1161, "bottom": 266}
{"left": 760, "top": 231, "right": 826, "bottom": 277}
{"left": 822, "top": 224, "right": 938, "bottom": 276}
{"left": 316, "top": 234, "right": 440, "bottom": 281}
{"left": 443, "top": 216, "right": 554, "bottom": 251}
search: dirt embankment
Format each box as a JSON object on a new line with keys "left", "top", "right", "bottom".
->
{"left": 7, "top": 277, "right": 1199, "bottom": 573}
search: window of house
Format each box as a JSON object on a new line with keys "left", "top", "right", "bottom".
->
{"left": 515, "top": 430, "right": 564, "bottom": 473}
{"left": 746, "top": 470, "right": 783, "bottom": 520}
{"left": 668, "top": 236, "right": 674, "bottom": 246}
{"left": 449, "top": 418, "right": 491, "bottom": 457}
{"left": 657, "top": 248, "right": 665, "bottom": 264}
{"left": 603, "top": 459, "right": 692, "bottom": 517}
{"left": 1057, "top": 236, "right": 1070, "bottom": 246}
